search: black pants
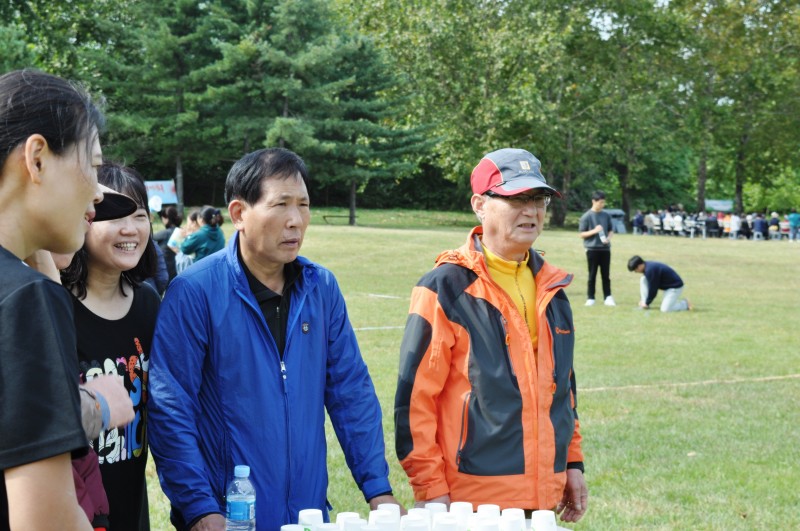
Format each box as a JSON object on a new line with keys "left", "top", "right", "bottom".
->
{"left": 586, "top": 249, "right": 611, "bottom": 299}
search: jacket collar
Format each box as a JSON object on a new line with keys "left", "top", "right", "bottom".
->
{"left": 226, "top": 232, "right": 316, "bottom": 298}
{"left": 435, "top": 226, "right": 573, "bottom": 292}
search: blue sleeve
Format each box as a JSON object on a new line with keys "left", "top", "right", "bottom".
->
{"left": 321, "top": 273, "right": 392, "bottom": 501}
{"left": 148, "top": 277, "right": 222, "bottom": 523}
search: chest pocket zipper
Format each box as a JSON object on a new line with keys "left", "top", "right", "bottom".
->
{"left": 456, "top": 391, "right": 471, "bottom": 466}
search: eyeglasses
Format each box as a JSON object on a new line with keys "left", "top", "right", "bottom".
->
{"left": 485, "top": 191, "right": 551, "bottom": 208}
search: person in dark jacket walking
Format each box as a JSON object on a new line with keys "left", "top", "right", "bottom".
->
{"left": 627, "top": 255, "right": 692, "bottom": 312}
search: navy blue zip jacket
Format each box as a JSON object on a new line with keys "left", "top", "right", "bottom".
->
{"left": 149, "top": 232, "right": 391, "bottom": 530}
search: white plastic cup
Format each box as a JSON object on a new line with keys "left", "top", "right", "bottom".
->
{"left": 401, "top": 514, "right": 429, "bottom": 531}
{"left": 448, "top": 501, "right": 473, "bottom": 530}
{"left": 476, "top": 505, "right": 501, "bottom": 519}
{"left": 318, "top": 524, "right": 340, "bottom": 531}
{"left": 472, "top": 516, "right": 500, "bottom": 531}
{"left": 343, "top": 518, "right": 368, "bottom": 531}
{"left": 337, "top": 512, "right": 361, "bottom": 530}
{"left": 377, "top": 503, "right": 402, "bottom": 521}
{"left": 500, "top": 509, "right": 525, "bottom": 520}
{"left": 283, "top": 525, "right": 306, "bottom": 531}
{"left": 299, "top": 508, "right": 325, "bottom": 531}
{"left": 369, "top": 509, "right": 392, "bottom": 525}
{"left": 425, "top": 502, "right": 448, "bottom": 517}
{"left": 499, "top": 510, "right": 526, "bottom": 531}
{"left": 407, "top": 508, "right": 432, "bottom": 528}
{"left": 500, "top": 509, "right": 526, "bottom": 531}
{"left": 431, "top": 514, "right": 459, "bottom": 531}
{"left": 529, "top": 510, "right": 556, "bottom": 531}
{"left": 374, "top": 512, "right": 400, "bottom": 531}
{"left": 449, "top": 502, "right": 473, "bottom": 531}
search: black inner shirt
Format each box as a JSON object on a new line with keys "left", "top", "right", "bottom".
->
{"left": 237, "top": 245, "right": 302, "bottom": 358}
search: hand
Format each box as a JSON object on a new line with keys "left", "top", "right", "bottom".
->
{"left": 190, "top": 514, "right": 225, "bottom": 531}
{"left": 556, "top": 468, "right": 588, "bottom": 523}
{"left": 594, "top": 224, "right": 604, "bottom": 234}
{"left": 368, "top": 494, "right": 407, "bottom": 515}
{"left": 82, "top": 374, "right": 134, "bottom": 428}
{"left": 414, "top": 494, "right": 450, "bottom": 509}
{"left": 638, "top": 301, "right": 649, "bottom": 309}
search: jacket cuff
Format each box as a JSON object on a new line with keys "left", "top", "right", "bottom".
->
{"left": 567, "top": 461, "right": 585, "bottom": 474}
{"left": 413, "top": 480, "right": 450, "bottom": 502}
{"left": 181, "top": 499, "right": 225, "bottom": 530}
{"left": 361, "top": 477, "right": 393, "bottom": 503}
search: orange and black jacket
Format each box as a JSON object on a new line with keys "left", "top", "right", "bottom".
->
{"left": 395, "top": 227, "right": 583, "bottom": 509}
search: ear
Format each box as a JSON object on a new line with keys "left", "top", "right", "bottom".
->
{"left": 23, "top": 134, "right": 49, "bottom": 184}
{"left": 471, "top": 193, "right": 487, "bottom": 221}
{"left": 228, "top": 199, "right": 246, "bottom": 230}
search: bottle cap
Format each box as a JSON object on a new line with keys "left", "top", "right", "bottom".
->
{"left": 234, "top": 465, "right": 251, "bottom": 478}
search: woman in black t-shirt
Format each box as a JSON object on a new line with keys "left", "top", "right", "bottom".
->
{"left": 0, "top": 69, "right": 105, "bottom": 531}
{"left": 61, "top": 162, "right": 161, "bottom": 531}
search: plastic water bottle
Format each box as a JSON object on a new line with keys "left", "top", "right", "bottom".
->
{"left": 598, "top": 227, "right": 609, "bottom": 244}
{"left": 226, "top": 465, "right": 256, "bottom": 530}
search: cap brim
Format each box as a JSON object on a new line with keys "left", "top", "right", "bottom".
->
{"left": 492, "top": 177, "right": 562, "bottom": 198}
{"left": 94, "top": 186, "right": 138, "bottom": 222}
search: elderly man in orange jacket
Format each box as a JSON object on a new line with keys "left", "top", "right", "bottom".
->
{"left": 395, "top": 148, "right": 587, "bottom": 523}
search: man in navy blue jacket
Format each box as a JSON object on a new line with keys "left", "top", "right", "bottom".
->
{"left": 149, "top": 148, "right": 400, "bottom": 531}
{"left": 627, "top": 255, "right": 692, "bottom": 312}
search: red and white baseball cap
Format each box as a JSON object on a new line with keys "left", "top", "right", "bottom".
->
{"left": 471, "top": 148, "right": 561, "bottom": 198}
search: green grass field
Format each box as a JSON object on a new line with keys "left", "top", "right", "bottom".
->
{"left": 147, "top": 209, "right": 800, "bottom": 530}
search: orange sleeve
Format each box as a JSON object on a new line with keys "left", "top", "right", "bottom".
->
{"left": 397, "top": 286, "right": 454, "bottom": 501}
{"left": 567, "top": 382, "right": 584, "bottom": 464}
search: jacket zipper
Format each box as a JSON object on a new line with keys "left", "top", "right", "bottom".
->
{"left": 499, "top": 316, "right": 516, "bottom": 378}
{"left": 280, "top": 359, "right": 291, "bottom": 519}
{"left": 456, "top": 391, "right": 471, "bottom": 466}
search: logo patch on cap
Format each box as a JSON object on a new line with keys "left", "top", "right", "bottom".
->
{"left": 302, "top": 322, "right": 310, "bottom": 334}
{"left": 520, "top": 161, "right": 530, "bottom": 170}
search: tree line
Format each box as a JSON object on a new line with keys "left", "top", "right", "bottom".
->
{"left": 2, "top": 0, "right": 798, "bottom": 225}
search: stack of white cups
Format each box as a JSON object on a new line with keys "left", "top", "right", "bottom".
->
{"left": 290, "top": 503, "right": 560, "bottom": 531}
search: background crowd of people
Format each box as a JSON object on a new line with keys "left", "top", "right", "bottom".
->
{"left": 630, "top": 207, "right": 800, "bottom": 241}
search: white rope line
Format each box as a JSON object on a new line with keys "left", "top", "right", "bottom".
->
{"left": 581, "top": 373, "right": 800, "bottom": 393}
{"left": 367, "top": 293, "right": 404, "bottom": 299}
{"left": 353, "top": 326, "right": 405, "bottom": 331}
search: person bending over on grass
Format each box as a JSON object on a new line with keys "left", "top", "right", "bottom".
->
{"left": 395, "top": 148, "right": 587, "bottom": 523}
{"left": 627, "top": 255, "right": 692, "bottom": 312}
{"left": 149, "top": 147, "right": 401, "bottom": 531}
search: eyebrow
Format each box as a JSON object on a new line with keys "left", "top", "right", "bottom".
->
{"left": 271, "top": 192, "right": 309, "bottom": 201}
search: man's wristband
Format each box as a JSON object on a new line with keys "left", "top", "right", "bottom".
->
{"left": 567, "top": 462, "right": 585, "bottom": 474}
